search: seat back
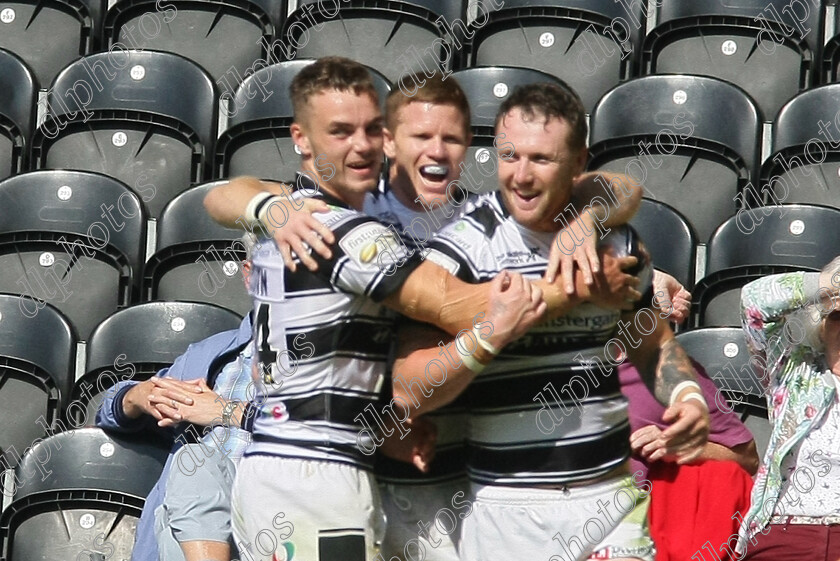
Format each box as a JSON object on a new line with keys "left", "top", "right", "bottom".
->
{"left": 0, "top": 295, "right": 75, "bottom": 470}
{"left": 145, "top": 182, "right": 252, "bottom": 315}
{"left": 0, "top": 170, "right": 145, "bottom": 338}
{"left": 0, "top": 49, "right": 36, "bottom": 180}
{"left": 629, "top": 198, "right": 696, "bottom": 288}
{"left": 589, "top": 74, "right": 760, "bottom": 240}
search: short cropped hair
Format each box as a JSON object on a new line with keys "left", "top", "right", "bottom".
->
{"left": 386, "top": 72, "right": 471, "bottom": 135}
{"left": 495, "top": 82, "right": 587, "bottom": 151}
{"left": 290, "top": 57, "right": 380, "bottom": 120}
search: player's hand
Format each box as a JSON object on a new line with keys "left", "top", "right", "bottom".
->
{"left": 652, "top": 270, "right": 691, "bottom": 324}
{"left": 656, "top": 400, "right": 710, "bottom": 464}
{"left": 380, "top": 416, "right": 438, "bottom": 473}
{"left": 630, "top": 425, "right": 674, "bottom": 463}
{"left": 269, "top": 197, "right": 335, "bottom": 273}
{"left": 486, "top": 271, "right": 547, "bottom": 350}
{"left": 545, "top": 210, "right": 599, "bottom": 294}
{"left": 579, "top": 252, "right": 641, "bottom": 310}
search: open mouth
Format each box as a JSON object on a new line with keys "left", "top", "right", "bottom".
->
{"left": 347, "top": 160, "right": 375, "bottom": 175}
{"left": 513, "top": 188, "right": 539, "bottom": 203}
{"left": 419, "top": 164, "right": 450, "bottom": 184}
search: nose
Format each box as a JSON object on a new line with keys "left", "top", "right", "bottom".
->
{"left": 513, "top": 158, "right": 532, "bottom": 185}
{"left": 427, "top": 136, "right": 445, "bottom": 160}
{"left": 352, "top": 128, "right": 373, "bottom": 154}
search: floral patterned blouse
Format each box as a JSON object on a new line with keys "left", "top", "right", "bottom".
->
{"left": 737, "top": 271, "right": 838, "bottom": 550}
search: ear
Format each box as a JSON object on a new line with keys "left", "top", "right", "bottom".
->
{"left": 291, "top": 121, "right": 312, "bottom": 158}
{"left": 572, "top": 146, "right": 588, "bottom": 177}
{"left": 383, "top": 126, "right": 397, "bottom": 160}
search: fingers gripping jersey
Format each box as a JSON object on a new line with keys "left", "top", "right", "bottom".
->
{"left": 247, "top": 190, "right": 423, "bottom": 469}
{"left": 426, "top": 192, "right": 655, "bottom": 486}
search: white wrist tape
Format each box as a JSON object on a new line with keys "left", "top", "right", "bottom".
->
{"left": 669, "top": 381, "right": 702, "bottom": 406}
{"left": 473, "top": 325, "right": 500, "bottom": 356}
{"left": 244, "top": 192, "right": 281, "bottom": 226}
{"left": 460, "top": 352, "right": 486, "bottom": 374}
{"left": 680, "top": 392, "right": 708, "bottom": 409}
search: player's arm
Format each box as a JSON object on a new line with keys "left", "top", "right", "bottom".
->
{"left": 203, "top": 176, "right": 335, "bottom": 271}
{"left": 391, "top": 271, "right": 544, "bottom": 416}
{"left": 622, "top": 313, "right": 710, "bottom": 464}
{"left": 546, "top": 171, "right": 643, "bottom": 288}
{"left": 382, "top": 260, "right": 582, "bottom": 336}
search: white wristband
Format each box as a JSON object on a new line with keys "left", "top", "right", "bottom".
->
{"left": 473, "top": 325, "right": 500, "bottom": 356}
{"left": 245, "top": 192, "right": 284, "bottom": 227}
{"left": 680, "top": 392, "right": 708, "bottom": 409}
{"left": 669, "top": 381, "right": 702, "bottom": 406}
{"left": 461, "top": 352, "right": 486, "bottom": 374}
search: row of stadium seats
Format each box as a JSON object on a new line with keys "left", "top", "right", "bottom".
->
{"left": 5, "top": 49, "right": 840, "bottom": 238}
{"left": 1, "top": 165, "right": 837, "bottom": 338}
{"left": 3, "top": 0, "right": 840, "bottom": 117}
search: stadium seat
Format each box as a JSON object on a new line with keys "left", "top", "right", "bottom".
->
{"left": 588, "top": 74, "right": 761, "bottom": 241}
{"left": 0, "top": 170, "right": 145, "bottom": 339}
{"left": 692, "top": 204, "right": 840, "bottom": 327}
{"left": 215, "top": 59, "right": 391, "bottom": 181}
{"left": 31, "top": 50, "right": 217, "bottom": 218}
{"left": 103, "top": 0, "right": 286, "bottom": 85}
{"left": 69, "top": 301, "right": 242, "bottom": 426}
{"left": 759, "top": 85, "right": 840, "bottom": 208}
{"left": 821, "top": 2, "right": 840, "bottom": 82}
{"left": 452, "top": 66, "right": 570, "bottom": 195}
{"left": 0, "top": 49, "right": 36, "bottom": 181}
{"left": 469, "top": 0, "right": 648, "bottom": 113}
{"left": 0, "top": 428, "right": 169, "bottom": 561}
{"left": 144, "top": 182, "right": 252, "bottom": 315}
{"left": 279, "top": 0, "right": 466, "bottom": 82}
{"left": 642, "top": 0, "right": 823, "bottom": 121}
{"left": 0, "top": 295, "right": 75, "bottom": 471}
{"left": 629, "top": 198, "right": 697, "bottom": 289}
{"left": 676, "top": 327, "right": 771, "bottom": 458}
{"left": 0, "top": 0, "right": 105, "bottom": 87}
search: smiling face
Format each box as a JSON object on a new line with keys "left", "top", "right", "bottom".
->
{"left": 384, "top": 101, "right": 471, "bottom": 209}
{"left": 291, "top": 89, "right": 384, "bottom": 209}
{"left": 496, "top": 107, "right": 587, "bottom": 232}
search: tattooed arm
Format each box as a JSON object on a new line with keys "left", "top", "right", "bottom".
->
{"left": 623, "top": 309, "right": 710, "bottom": 464}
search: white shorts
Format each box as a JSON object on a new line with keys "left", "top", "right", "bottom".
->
{"left": 231, "top": 456, "right": 385, "bottom": 561}
{"left": 379, "top": 478, "right": 469, "bottom": 561}
{"left": 460, "top": 476, "right": 655, "bottom": 561}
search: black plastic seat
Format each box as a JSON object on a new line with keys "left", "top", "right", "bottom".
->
{"left": 759, "top": 85, "right": 840, "bottom": 208}
{"left": 469, "top": 0, "right": 647, "bottom": 113}
{"left": 0, "top": 428, "right": 169, "bottom": 561}
{"left": 692, "top": 204, "right": 840, "bottom": 327}
{"left": 0, "top": 0, "right": 105, "bottom": 86}
{"left": 69, "top": 301, "right": 242, "bottom": 425}
{"left": 104, "top": 0, "right": 286, "bottom": 85}
{"left": 31, "top": 50, "right": 217, "bottom": 218}
{"left": 676, "top": 326, "right": 771, "bottom": 457}
{"left": 0, "top": 295, "right": 75, "bottom": 471}
{"left": 216, "top": 59, "right": 391, "bottom": 181}
{"left": 589, "top": 74, "right": 761, "bottom": 241}
{"left": 0, "top": 49, "right": 36, "bottom": 181}
{"left": 144, "top": 182, "right": 252, "bottom": 315}
{"left": 629, "top": 198, "right": 696, "bottom": 289}
{"left": 280, "top": 0, "right": 465, "bottom": 82}
{"left": 0, "top": 170, "right": 145, "bottom": 339}
{"left": 642, "top": 0, "right": 823, "bottom": 120}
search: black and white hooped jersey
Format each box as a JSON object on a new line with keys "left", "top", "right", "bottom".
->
{"left": 364, "top": 181, "right": 473, "bottom": 484}
{"left": 246, "top": 183, "right": 423, "bottom": 471}
{"left": 426, "top": 191, "right": 653, "bottom": 487}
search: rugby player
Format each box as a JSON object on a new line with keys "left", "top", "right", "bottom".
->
{"left": 392, "top": 83, "right": 711, "bottom": 561}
